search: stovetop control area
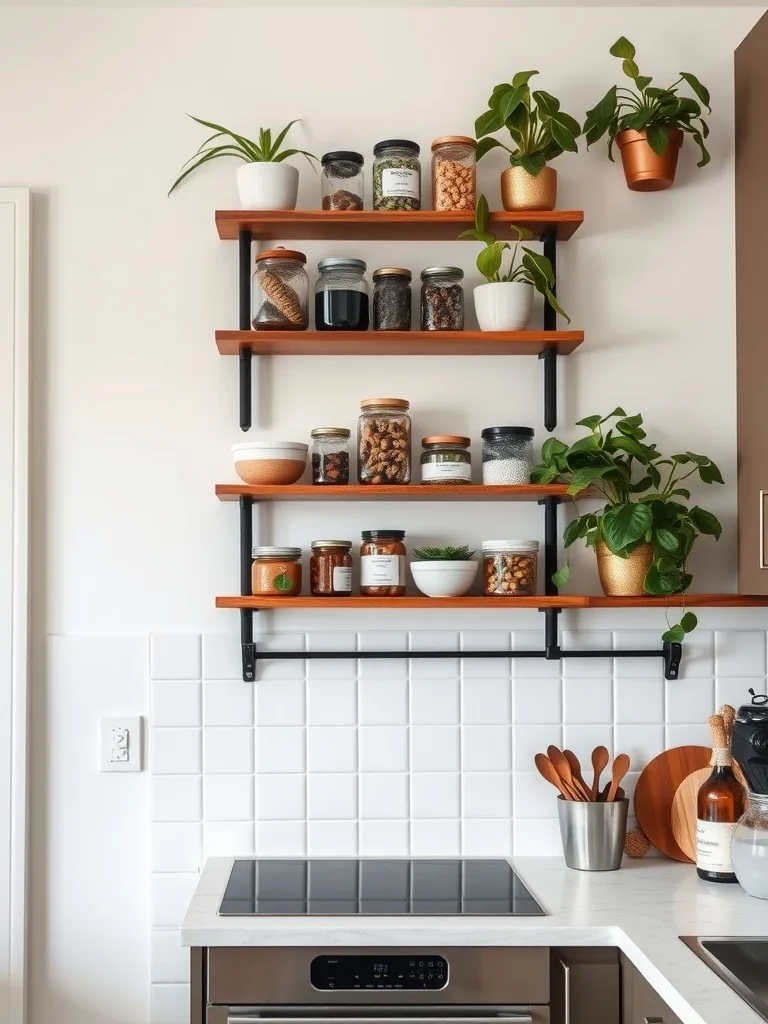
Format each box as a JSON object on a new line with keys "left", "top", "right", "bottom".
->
{"left": 311, "top": 954, "right": 448, "bottom": 991}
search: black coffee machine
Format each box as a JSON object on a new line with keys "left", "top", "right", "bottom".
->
{"left": 733, "top": 689, "right": 768, "bottom": 794}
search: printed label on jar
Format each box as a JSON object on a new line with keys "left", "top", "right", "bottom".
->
{"left": 332, "top": 566, "right": 353, "bottom": 593}
{"left": 696, "top": 820, "right": 738, "bottom": 873}
{"left": 382, "top": 167, "right": 419, "bottom": 199}
{"left": 360, "top": 554, "right": 406, "bottom": 587}
{"left": 421, "top": 462, "right": 472, "bottom": 482}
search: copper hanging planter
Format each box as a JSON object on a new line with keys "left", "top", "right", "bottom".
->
{"left": 616, "top": 128, "right": 683, "bottom": 192}
{"left": 596, "top": 541, "right": 654, "bottom": 597}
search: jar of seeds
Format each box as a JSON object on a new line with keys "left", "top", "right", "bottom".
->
{"left": 420, "top": 435, "right": 472, "bottom": 484}
{"left": 372, "top": 267, "right": 412, "bottom": 331}
{"left": 420, "top": 267, "right": 464, "bottom": 331}
{"left": 481, "top": 426, "right": 534, "bottom": 484}
{"left": 311, "top": 427, "right": 351, "bottom": 485}
{"left": 252, "top": 247, "right": 309, "bottom": 331}
{"left": 321, "top": 151, "right": 364, "bottom": 211}
{"left": 373, "top": 140, "right": 421, "bottom": 211}
{"left": 431, "top": 136, "right": 476, "bottom": 211}
{"left": 358, "top": 398, "right": 411, "bottom": 484}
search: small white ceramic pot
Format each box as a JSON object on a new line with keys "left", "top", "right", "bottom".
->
{"left": 474, "top": 281, "right": 534, "bottom": 332}
{"left": 236, "top": 163, "right": 299, "bottom": 210}
{"left": 409, "top": 561, "right": 479, "bottom": 599}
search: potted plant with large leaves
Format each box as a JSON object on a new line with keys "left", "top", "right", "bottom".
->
{"left": 458, "top": 195, "right": 570, "bottom": 330}
{"left": 531, "top": 409, "right": 723, "bottom": 642}
{"left": 474, "top": 71, "right": 580, "bottom": 211}
{"left": 583, "top": 37, "right": 711, "bottom": 192}
{"left": 169, "top": 115, "right": 318, "bottom": 210}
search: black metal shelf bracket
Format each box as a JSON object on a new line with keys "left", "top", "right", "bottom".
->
{"left": 238, "top": 228, "right": 252, "bottom": 432}
{"left": 239, "top": 496, "right": 256, "bottom": 682}
{"left": 540, "top": 227, "right": 559, "bottom": 433}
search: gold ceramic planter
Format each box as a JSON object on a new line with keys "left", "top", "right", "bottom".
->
{"left": 596, "top": 541, "right": 654, "bottom": 597}
{"left": 501, "top": 166, "right": 557, "bottom": 211}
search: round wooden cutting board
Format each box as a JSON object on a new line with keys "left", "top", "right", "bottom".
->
{"left": 634, "top": 746, "right": 712, "bottom": 862}
{"left": 671, "top": 762, "right": 747, "bottom": 862}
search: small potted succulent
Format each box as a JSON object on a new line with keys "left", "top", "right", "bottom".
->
{"left": 169, "top": 115, "right": 318, "bottom": 210}
{"left": 583, "top": 37, "right": 711, "bottom": 192}
{"left": 459, "top": 195, "right": 570, "bottom": 331}
{"left": 410, "top": 545, "right": 479, "bottom": 599}
{"left": 474, "top": 70, "right": 580, "bottom": 211}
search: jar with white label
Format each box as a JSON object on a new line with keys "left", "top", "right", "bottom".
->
{"left": 360, "top": 530, "right": 406, "bottom": 597}
{"left": 310, "top": 541, "right": 353, "bottom": 597}
{"left": 373, "top": 140, "right": 421, "bottom": 211}
{"left": 420, "top": 436, "right": 472, "bottom": 485}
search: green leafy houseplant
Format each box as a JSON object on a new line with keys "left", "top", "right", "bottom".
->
{"left": 531, "top": 409, "right": 724, "bottom": 642}
{"left": 412, "top": 545, "right": 477, "bottom": 561}
{"left": 582, "top": 37, "right": 712, "bottom": 166}
{"left": 475, "top": 71, "right": 581, "bottom": 175}
{"left": 168, "top": 116, "right": 318, "bottom": 194}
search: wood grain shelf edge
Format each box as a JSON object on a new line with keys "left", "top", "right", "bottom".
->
{"left": 215, "top": 483, "right": 574, "bottom": 501}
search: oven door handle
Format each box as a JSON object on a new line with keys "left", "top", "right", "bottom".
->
{"left": 226, "top": 1017, "right": 535, "bottom": 1024}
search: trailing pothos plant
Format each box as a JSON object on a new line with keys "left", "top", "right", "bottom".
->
{"left": 582, "top": 37, "right": 712, "bottom": 166}
{"left": 458, "top": 195, "right": 570, "bottom": 322}
{"left": 530, "top": 409, "right": 724, "bottom": 642}
{"left": 474, "top": 70, "right": 581, "bottom": 175}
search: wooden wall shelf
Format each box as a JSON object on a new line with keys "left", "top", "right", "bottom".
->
{"left": 216, "top": 330, "right": 583, "bottom": 357}
{"left": 217, "top": 593, "right": 768, "bottom": 610}
{"left": 216, "top": 484, "right": 574, "bottom": 502}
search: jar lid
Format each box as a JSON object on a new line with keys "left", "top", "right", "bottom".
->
{"left": 310, "top": 427, "right": 351, "bottom": 439}
{"left": 252, "top": 546, "right": 302, "bottom": 558}
{"left": 311, "top": 539, "right": 353, "bottom": 550}
{"left": 361, "top": 530, "right": 406, "bottom": 541}
{"left": 421, "top": 266, "right": 464, "bottom": 280}
{"left": 481, "top": 426, "right": 535, "bottom": 439}
{"left": 255, "top": 246, "right": 306, "bottom": 264}
{"left": 360, "top": 397, "right": 410, "bottom": 410}
{"left": 431, "top": 136, "right": 476, "bottom": 150}
{"left": 482, "top": 540, "right": 540, "bottom": 552}
{"left": 317, "top": 257, "right": 367, "bottom": 273}
{"left": 321, "top": 151, "right": 364, "bottom": 165}
{"left": 422, "top": 435, "right": 471, "bottom": 446}
{"left": 373, "top": 139, "right": 420, "bottom": 157}
{"left": 373, "top": 267, "right": 412, "bottom": 280}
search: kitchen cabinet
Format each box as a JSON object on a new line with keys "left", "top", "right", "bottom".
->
{"left": 550, "top": 948, "right": 620, "bottom": 1023}
{"left": 620, "top": 954, "right": 683, "bottom": 1024}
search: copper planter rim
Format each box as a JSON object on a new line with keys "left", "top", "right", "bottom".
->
{"left": 616, "top": 127, "right": 684, "bottom": 149}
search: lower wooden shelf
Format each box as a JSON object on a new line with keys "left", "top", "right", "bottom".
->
{"left": 217, "top": 593, "right": 768, "bottom": 610}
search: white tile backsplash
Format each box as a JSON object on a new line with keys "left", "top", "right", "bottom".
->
{"left": 203, "top": 774, "right": 254, "bottom": 821}
{"left": 411, "top": 772, "right": 460, "bottom": 818}
{"left": 256, "top": 726, "right": 307, "bottom": 773}
{"left": 256, "top": 773, "right": 307, "bottom": 820}
{"left": 359, "top": 725, "right": 409, "bottom": 772}
{"left": 151, "top": 681, "right": 201, "bottom": 729}
{"left": 152, "top": 776, "right": 202, "bottom": 823}
{"left": 151, "top": 634, "right": 202, "bottom": 681}
{"left": 410, "top": 725, "right": 459, "bottom": 771}
{"left": 307, "top": 726, "right": 358, "bottom": 772}
{"left": 151, "top": 729, "right": 201, "bottom": 775}
{"left": 203, "top": 727, "right": 254, "bottom": 774}
{"left": 202, "top": 680, "right": 254, "bottom": 727}
{"left": 359, "top": 773, "right": 409, "bottom": 819}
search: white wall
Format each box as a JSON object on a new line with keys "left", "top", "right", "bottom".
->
{"left": 0, "top": 5, "right": 763, "bottom": 1024}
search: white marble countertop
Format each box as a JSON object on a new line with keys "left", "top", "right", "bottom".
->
{"left": 181, "top": 856, "right": 768, "bottom": 1024}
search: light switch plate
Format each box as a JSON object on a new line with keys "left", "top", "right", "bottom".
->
{"left": 100, "top": 715, "right": 143, "bottom": 772}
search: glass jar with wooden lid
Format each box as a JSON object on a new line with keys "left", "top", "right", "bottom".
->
{"left": 420, "top": 435, "right": 472, "bottom": 484}
{"left": 431, "top": 136, "right": 476, "bottom": 211}
{"left": 251, "top": 247, "right": 309, "bottom": 331}
{"left": 251, "top": 546, "right": 302, "bottom": 597}
{"left": 357, "top": 398, "right": 411, "bottom": 484}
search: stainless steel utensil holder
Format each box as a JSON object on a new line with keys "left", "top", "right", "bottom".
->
{"left": 557, "top": 796, "right": 629, "bottom": 871}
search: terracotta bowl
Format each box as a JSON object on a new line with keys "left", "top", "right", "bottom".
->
{"left": 232, "top": 441, "right": 308, "bottom": 486}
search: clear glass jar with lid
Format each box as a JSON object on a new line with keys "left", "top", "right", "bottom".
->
{"left": 315, "top": 258, "right": 369, "bottom": 331}
{"left": 310, "top": 541, "right": 353, "bottom": 596}
{"left": 251, "top": 546, "right": 302, "bottom": 597}
{"left": 431, "top": 136, "right": 476, "bottom": 211}
{"left": 310, "top": 427, "right": 350, "bottom": 485}
{"left": 251, "top": 247, "right": 309, "bottom": 331}
{"left": 420, "top": 267, "right": 464, "bottom": 331}
{"left": 732, "top": 792, "right": 768, "bottom": 899}
{"left": 372, "top": 268, "right": 412, "bottom": 331}
{"left": 358, "top": 398, "right": 411, "bottom": 484}
{"left": 373, "top": 140, "right": 421, "bottom": 211}
{"left": 482, "top": 540, "right": 539, "bottom": 597}
{"left": 321, "top": 151, "right": 364, "bottom": 210}
{"left": 481, "top": 426, "right": 534, "bottom": 484}
{"left": 360, "top": 530, "right": 407, "bottom": 597}
{"left": 420, "top": 435, "right": 472, "bottom": 484}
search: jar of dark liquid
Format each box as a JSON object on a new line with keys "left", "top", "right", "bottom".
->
{"left": 315, "top": 258, "right": 369, "bottom": 331}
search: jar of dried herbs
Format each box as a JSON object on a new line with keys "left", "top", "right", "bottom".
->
{"left": 251, "top": 248, "right": 309, "bottom": 331}
{"left": 321, "top": 151, "right": 364, "bottom": 211}
{"left": 420, "top": 267, "right": 464, "bottom": 331}
{"left": 372, "top": 267, "right": 412, "bottom": 331}
{"left": 373, "top": 140, "right": 421, "bottom": 211}
{"left": 420, "top": 435, "right": 472, "bottom": 484}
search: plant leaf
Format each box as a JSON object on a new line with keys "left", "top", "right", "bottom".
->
{"left": 270, "top": 119, "right": 300, "bottom": 156}
{"left": 688, "top": 506, "right": 722, "bottom": 539}
{"left": 645, "top": 123, "right": 670, "bottom": 155}
{"left": 601, "top": 503, "right": 654, "bottom": 552}
{"left": 541, "top": 436, "right": 568, "bottom": 463}
{"left": 662, "top": 625, "right": 685, "bottom": 644}
{"left": 477, "top": 241, "right": 509, "bottom": 281}
{"left": 512, "top": 70, "right": 539, "bottom": 89}
{"left": 679, "top": 72, "right": 711, "bottom": 113}
{"left": 186, "top": 114, "right": 261, "bottom": 160}
{"left": 655, "top": 528, "right": 679, "bottom": 552}
{"left": 475, "top": 108, "right": 505, "bottom": 138}
{"left": 566, "top": 465, "right": 615, "bottom": 496}
{"left": 552, "top": 565, "right": 570, "bottom": 588}
{"left": 622, "top": 59, "right": 640, "bottom": 80}
{"left": 635, "top": 75, "right": 652, "bottom": 91}
{"left": 168, "top": 147, "right": 248, "bottom": 194}
{"left": 576, "top": 415, "right": 602, "bottom": 430}
{"left": 699, "top": 460, "right": 724, "bottom": 484}
{"left": 475, "top": 193, "right": 490, "bottom": 236}
{"left": 533, "top": 90, "right": 560, "bottom": 117}
{"left": 498, "top": 85, "right": 526, "bottom": 123}
{"left": 475, "top": 137, "right": 505, "bottom": 161}
{"left": 610, "top": 36, "right": 636, "bottom": 60}
{"left": 519, "top": 153, "right": 547, "bottom": 176}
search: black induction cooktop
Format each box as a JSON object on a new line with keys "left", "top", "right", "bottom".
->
{"left": 218, "top": 858, "right": 545, "bottom": 916}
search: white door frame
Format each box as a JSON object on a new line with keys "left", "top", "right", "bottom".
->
{"left": 0, "top": 188, "right": 30, "bottom": 1024}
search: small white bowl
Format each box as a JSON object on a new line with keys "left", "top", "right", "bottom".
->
{"left": 410, "top": 560, "right": 479, "bottom": 599}
{"left": 232, "top": 440, "right": 308, "bottom": 486}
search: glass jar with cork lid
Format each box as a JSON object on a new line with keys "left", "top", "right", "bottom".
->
{"left": 357, "top": 398, "right": 411, "bottom": 484}
{"left": 420, "top": 436, "right": 472, "bottom": 484}
{"left": 431, "top": 136, "right": 476, "bottom": 211}
{"left": 251, "top": 248, "right": 309, "bottom": 331}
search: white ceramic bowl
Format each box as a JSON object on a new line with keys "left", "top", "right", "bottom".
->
{"left": 409, "top": 560, "right": 479, "bottom": 599}
{"left": 232, "top": 440, "right": 308, "bottom": 485}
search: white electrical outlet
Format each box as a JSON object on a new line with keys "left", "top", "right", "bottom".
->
{"left": 100, "top": 716, "right": 143, "bottom": 772}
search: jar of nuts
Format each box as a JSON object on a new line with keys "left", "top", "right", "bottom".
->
{"left": 252, "top": 248, "right": 309, "bottom": 331}
{"left": 482, "top": 540, "right": 539, "bottom": 597}
{"left": 420, "top": 267, "right": 464, "bottom": 331}
{"left": 360, "top": 529, "right": 406, "bottom": 597}
{"left": 431, "top": 136, "right": 476, "bottom": 211}
{"left": 311, "top": 427, "right": 350, "bottom": 485}
{"left": 357, "top": 398, "right": 411, "bottom": 485}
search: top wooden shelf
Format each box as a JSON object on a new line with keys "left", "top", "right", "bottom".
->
{"left": 215, "top": 209, "right": 584, "bottom": 242}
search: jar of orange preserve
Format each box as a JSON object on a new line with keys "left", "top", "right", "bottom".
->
{"left": 251, "top": 546, "right": 302, "bottom": 597}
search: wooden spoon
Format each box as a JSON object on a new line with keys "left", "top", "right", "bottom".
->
{"left": 563, "top": 749, "right": 593, "bottom": 801}
{"left": 547, "top": 745, "right": 587, "bottom": 800}
{"left": 534, "top": 752, "right": 573, "bottom": 799}
{"left": 591, "top": 745, "right": 610, "bottom": 800}
{"left": 606, "top": 753, "right": 631, "bottom": 802}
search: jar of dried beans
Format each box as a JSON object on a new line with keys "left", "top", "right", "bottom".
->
{"left": 481, "top": 426, "right": 534, "bottom": 484}
{"left": 373, "top": 140, "right": 421, "bottom": 211}
{"left": 420, "top": 435, "right": 472, "bottom": 484}
{"left": 357, "top": 398, "right": 411, "bottom": 485}
{"left": 372, "top": 267, "right": 412, "bottom": 331}
{"left": 321, "top": 151, "right": 364, "bottom": 211}
{"left": 252, "top": 248, "right": 309, "bottom": 331}
{"left": 310, "top": 540, "right": 353, "bottom": 596}
{"left": 310, "top": 427, "right": 351, "bottom": 485}
{"left": 420, "top": 267, "right": 464, "bottom": 331}
{"left": 360, "top": 530, "right": 406, "bottom": 596}
{"left": 482, "top": 540, "right": 538, "bottom": 597}
{"left": 251, "top": 546, "right": 303, "bottom": 597}
{"left": 431, "top": 136, "right": 476, "bottom": 211}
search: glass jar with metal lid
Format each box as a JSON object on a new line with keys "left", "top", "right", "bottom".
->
{"left": 358, "top": 398, "right": 411, "bottom": 484}
{"left": 321, "top": 151, "right": 364, "bottom": 211}
{"left": 251, "top": 546, "right": 302, "bottom": 597}
{"left": 252, "top": 247, "right": 309, "bottom": 331}
{"left": 431, "top": 136, "right": 476, "bottom": 211}
{"left": 360, "top": 530, "right": 407, "bottom": 597}
{"left": 481, "top": 426, "right": 534, "bottom": 484}
{"left": 310, "top": 541, "right": 353, "bottom": 597}
{"left": 372, "top": 267, "right": 412, "bottom": 331}
{"left": 310, "top": 427, "right": 350, "bottom": 485}
{"left": 421, "top": 267, "right": 464, "bottom": 331}
{"left": 420, "top": 435, "right": 472, "bottom": 485}
{"left": 315, "top": 258, "right": 369, "bottom": 331}
{"left": 373, "top": 140, "right": 421, "bottom": 211}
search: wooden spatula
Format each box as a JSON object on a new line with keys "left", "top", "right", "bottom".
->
{"left": 563, "top": 749, "right": 593, "bottom": 801}
{"left": 547, "top": 745, "right": 588, "bottom": 800}
{"left": 591, "top": 745, "right": 610, "bottom": 800}
{"left": 534, "top": 752, "right": 573, "bottom": 799}
{"left": 606, "top": 753, "right": 631, "bottom": 802}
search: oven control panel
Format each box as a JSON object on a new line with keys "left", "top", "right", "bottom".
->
{"left": 310, "top": 954, "right": 448, "bottom": 991}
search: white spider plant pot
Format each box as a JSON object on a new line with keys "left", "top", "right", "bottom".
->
{"left": 474, "top": 281, "right": 534, "bottom": 332}
{"left": 237, "top": 162, "right": 299, "bottom": 210}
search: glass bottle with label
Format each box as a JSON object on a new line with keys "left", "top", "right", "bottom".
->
{"left": 420, "top": 436, "right": 471, "bottom": 484}
{"left": 373, "top": 140, "right": 421, "bottom": 211}
{"left": 360, "top": 530, "right": 406, "bottom": 597}
{"left": 696, "top": 713, "right": 746, "bottom": 882}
